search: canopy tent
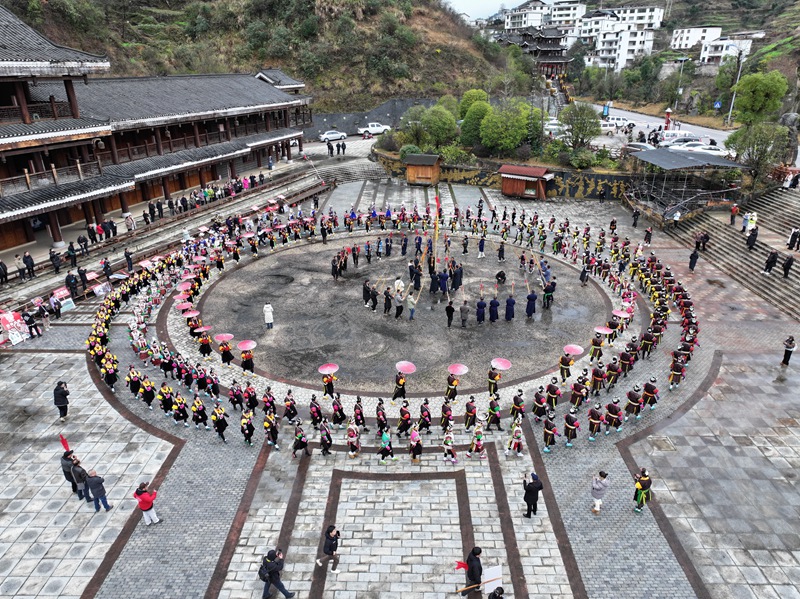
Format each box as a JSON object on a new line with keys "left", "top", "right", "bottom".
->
{"left": 632, "top": 148, "right": 742, "bottom": 170}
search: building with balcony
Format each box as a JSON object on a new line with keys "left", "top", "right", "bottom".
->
{"left": 504, "top": 0, "right": 550, "bottom": 31}
{"left": 0, "top": 5, "right": 312, "bottom": 251}
{"left": 700, "top": 36, "right": 753, "bottom": 64}
{"left": 496, "top": 26, "right": 573, "bottom": 76}
{"left": 670, "top": 27, "right": 722, "bottom": 50}
{"left": 579, "top": 6, "right": 661, "bottom": 72}
{"left": 549, "top": 0, "right": 587, "bottom": 27}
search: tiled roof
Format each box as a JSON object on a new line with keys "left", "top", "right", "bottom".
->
{"left": 256, "top": 68, "right": 305, "bottom": 89}
{"left": 403, "top": 154, "right": 441, "bottom": 166}
{"left": 28, "top": 74, "right": 307, "bottom": 128}
{"left": 499, "top": 164, "right": 549, "bottom": 178}
{"left": 0, "top": 118, "right": 109, "bottom": 141}
{"left": 0, "top": 5, "right": 109, "bottom": 75}
{"left": 0, "top": 128, "right": 301, "bottom": 223}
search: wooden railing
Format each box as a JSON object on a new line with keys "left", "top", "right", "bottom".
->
{"left": 0, "top": 160, "right": 103, "bottom": 197}
{"left": 0, "top": 102, "right": 73, "bottom": 124}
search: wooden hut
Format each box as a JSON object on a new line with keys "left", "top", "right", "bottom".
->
{"left": 403, "top": 154, "right": 441, "bottom": 186}
{"left": 498, "top": 164, "right": 552, "bottom": 200}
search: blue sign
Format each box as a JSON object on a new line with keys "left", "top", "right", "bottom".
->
{"left": 714, "top": 101, "right": 722, "bottom": 109}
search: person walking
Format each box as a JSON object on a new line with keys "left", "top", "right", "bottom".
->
{"left": 60, "top": 450, "right": 78, "bottom": 496}
{"left": 406, "top": 292, "right": 417, "bottom": 321}
{"left": 22, "top": 308, "right": 42, "bottom": 338}
{"left": 54, "top": 380, "right": 70, "bottom": 422}
{"left": 782, "top": 336, "right": 796, "bottom": 367}
{"left": 446, "top": 301, "right": 455, "bottom": 327}
{"left": 782, "top": 254, "right": 795, "bottom": 279}
{"left": 762, "top": 250, "right": 779, "bottom": 275}
{"left": 591, "top": 471, "right": 610, "bottom": 514}
{"left": 746, "top": 226, "right": 758, "bottom": 251}
{"left": 133, "top": 482, "right": 161, "bottom": 525}
{"left": 259, "top": 548, "right": 295, "bottom": 598}
{"left": 461, "top": 546, "right": 482, "bottom": 596}
{"left": 522, "top": 472, "right": 543, "bottom": 518}
{"left": 87, "top": 470, "right": 114, "bottom": 512}
{"left": 315, "top": 524, "right": 340, "bottom": 573}
{"left": 633, "top": 468, "right": 652, "bottom": 513}
{"left": 263, "top": 302, "right": 274, "bottom": 329}
{"left": 688, "top": 249, "right": 699, "bottom": 273}
{"left": 459, "top": 300, "right": 469, "bottom": 327}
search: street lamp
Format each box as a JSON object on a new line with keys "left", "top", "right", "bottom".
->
{"left": 673, "top": 56, "right": 689, "bottom": 111}
{"left": 726, "top": 44, "right": 745, "bottom": 126}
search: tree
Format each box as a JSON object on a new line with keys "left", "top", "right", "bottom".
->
{"left": 421, "top": 105, "right": 459, "bottom": 148}
{"left": 733, "top": 70, "right": 789, "bottom": 124}
{"left": 725, "top": 123, "right": 789, "bottom": 192}
{"left": 459, "top": 89, "right": 489, "bottom": 119}
{"left": 436, "top": 95, "right": 460, "bottom": 120}
{"left": 566, "top": 41, "right": 588, "bottom": 84}
{"left": 715, "top": 56, "right": 739, "bottom": 112}
{"left": 399, "top": 105, "right": 428, "bottom": 129}
{"left": 460, "top": 100, "right": 491, "bottom": 146}
{"left": 558, "top": 103, "right": 601, "bottom": 150}
{"left": 480, "top": 100, "right": 530, "bottom": 156}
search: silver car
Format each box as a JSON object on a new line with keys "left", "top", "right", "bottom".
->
{"left": 319, "top": 130, "right": 347, "bottom": 142}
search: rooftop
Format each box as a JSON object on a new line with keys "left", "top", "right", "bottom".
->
{"left": 256, "top": 68, "right": 306, "bottom": 90}
{"left": 403, "top": 154, "right": 441, "bottom": 166}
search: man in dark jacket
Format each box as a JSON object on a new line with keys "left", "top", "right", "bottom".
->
{"left": 0, "top": 258, "right": 7, "bottom": 285}
{"left": 87, "top": 470, "right": 113, "bottom": 512}
{"left": 70, "top": 458, "right": 92, "bottom": 504}
{"left": 65, "top": 271, "right": 79, "bottom": 299}
{"left": 22, "top": 308, "right": 42, "bottom": 339}
{"left": 22, "top": 251, "right": 35, "bottom": 278}
{"left": 54, "top": 381, "right": 70, "bottom": 422}
{"left": 523, "top": 472, "right": 544, "bottom": 517}
{"left": 261, "top": 548, "right": 294, "bottom": 598}
{"left": 49, "top": 249, "right": 61, "bottom": 274}
{"left": 315, "top": 524, "right": 340, "bottom": 573}
{"left": 462, "top": 546, "right": 482, "bottom": 596}
{"left": 783, "top": 253, "right": 795, "bottom": 279}
{"left": 60, "top": 450, "right": 77, "bottom": 494}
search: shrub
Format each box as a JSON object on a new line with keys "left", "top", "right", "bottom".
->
{"left": 569, "top": 149, "right": 596, "bottom": 169}
{"left": 515, "top": 144, "right": 532, "bottom": 162}
{"left": 439, "top": 143, "right": 475, "bottom": 165}
{"left": 399, "top": 144, "right": 423, "bottom": 161}
{"left": 376, "top": 132, "right": 402, "bottom": 152}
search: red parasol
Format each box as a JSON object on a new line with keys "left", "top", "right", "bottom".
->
{"left": 318, "top": 363, "right": 340, "bottom": 375}
{"left": 184, "top": 310, "right": 200, "bottom": 318}
{"left": 266, "top": 205, "right": 279, "bottom": 212}
{"left": 612, "top": 309, "right": 631, "bottom": 319}
{"left": 237, "top": 340, "right": 257, "bottom": 351}
{"left": 177, "top": 282, "right": 193, "bottom": 291}
{"left": 175, "top": 302, "right": 193, "bottom": 310}
{"left": 242, "top": 231, "right": 255, "bottom": 238}
{"left": 491, "top": 358, "right": 512, "bottom": 371}
{"left": 192, "top": 256, "right": 206, "bottom": 263}
{"left": 59, "top": 434, "right": 70, "bottom": 451}
{"left": 181, "top": 273, "right": 196, "bottom": 280}
{"left": 195, "top": 325, "right": 212, "bottom": 332}
{"left": 396, "top": 361, "right": 416, "bottom": 374}
{"left": 86, "top": 271, "right": 99, "bottom": 281}
{"left": 564, "top": 344, "right": 584, "bottom": 355}
{"left": 214, "top": 333, "right": 234, "bottom": 342}
{"left": 448, "top": 363, "right": 469, "bottom": 376}
{"left": 138, "top": 260, "right": 153, "bottom": 268}
{"left": 595, "top": 326, "right": 613, "bottom": 335}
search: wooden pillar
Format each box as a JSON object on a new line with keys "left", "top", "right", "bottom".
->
{"left": 154, "top": 128, "right": 164, "bottom": 155}
{"left": 229, "top": 160, "right": 237, "bottom": 178}
{"left": 47, "top": 211, "right": 65, "bottom": 248}
{"left": 193, "top": 122, "right": 202, "bottom": 147}
{"left": 211, "top": 165, "right": 219, "bottom": 180}
{"left": 49, "top": 95, "right": 59, "bottom": 120}
{"left": 79, "top": 145, "right": 90, "bottom": 163}
{"left": 178, "top": 172, "right": 187, "bottom": 191}
{"left": 119, "top": 192, "right": 131, "bottom": 216}
{"left": 198, "top": 169, "right": 206, "bottom": 188}
{"left": 139, "top": 181, "right": 151, "bottom": 202}
{"left": 92, "top": 199, "right": 104, "bottom": 223}
{"left": 285, "top": 141, "right": 292, "bottom": 162}
{"left": 265, "top": 112, "right": 271, "bottom": 132}
{"left": 283, "top": 109, "right": 289, "bottom": 128}
{"left": 64, "top": 80, "right": 80, "bottom": 119}
{"left": 161, "top": 176, "right": 171, "bottom": 200}
{"left": 34, "top": 152, "right": 46, "bottom": 173}
{"left": 256, "top": 150, "right": 263, "bottom": 168}
{"left": 109, "top": 135, "right": 120, "bottom": 164}
{"left": 225, "top": 119, "right": 232, "bottom": 141}
{"left": 299, "top": 138, "right": 304, "bottom": 152}
{"left": 82, "top": 202, "right": 94, "bottom": 225}
{"left": 14, "top": 82, "right": 31, "bottom": 124}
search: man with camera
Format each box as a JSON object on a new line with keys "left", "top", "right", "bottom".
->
{"left": 315, "top": 524, "right": 340, "bottom": 574}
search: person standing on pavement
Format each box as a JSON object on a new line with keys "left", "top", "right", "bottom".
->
{"left": 260, "top": 548, "right": 295, "bottom": 598}
{"left": 781, "top": 336, "right": 796, "bottom": 367}
{"left": 22, "top": 308, "right": 42, "bottom": 339}
{"left": 461, "top": 546, "right": 482, "bottom": 596}
{"left": 522, "top": 472, "right": 543, "bottom": 518}
{"left": 446, "top": 300, "right": 456, "bottom": 327}
{"left": 688, "top": 249, "right": 699, "bottom": 273}
{"left": 633, "top": 468, "right": 652, "bottom": 513}
{"left": 746, "top": 226, "right": 758, "bottom": 251}
{"left": 134, "top": 482, "right": 161, "bottom": 525}
{"left": 591, "top": 471, "right": 610, "bottom": 514}
{"left": 315, "top": 524, "right": 341, "bottom": 573}
{"left": 762, "top": 250, "right": 779, "bottom": 275}
{"left": 87, "top": 470, "right": 113, "bottom": 512}
{"left": 783, "top": 254, "right": 795, "bottom": 279}
{"left": 70, "top": 458, "right": 93, "bottom": 504}
{"left": 632, "top": 208, "right": 640, "bottom": 228}
{"left": 460, "top": 300, "right": 469, "bottom": 327}
{"left": 54, "top": 381, "right": 70, "bottom": 422}
{"left": 263, "top": 302, "right": 274, "bottom": 329}
{"left": 60, "top": 450, "right": 78, "bottom": 495}
{"left": 124, "top": 248, "right": 134, "bottom": 272}
{"left": 14, "top": 254, "right": 26, "bottom": 282}
{"left": 23, "top": 251, "right": 35, "bottom": 278}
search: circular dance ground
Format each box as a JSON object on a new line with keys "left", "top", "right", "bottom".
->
{"left": 200, "top": 234, "right": 609, "bottom": 394}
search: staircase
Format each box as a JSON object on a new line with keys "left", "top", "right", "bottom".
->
{"left": 743, "top": 188, "right": 800, "bottom": 235}
{"left": 665, "top": 211, "right": 800, "bottom": 320}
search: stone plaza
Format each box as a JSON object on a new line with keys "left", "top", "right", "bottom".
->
{"left": 1, "top": 153, "right": 800, "bottom": 599}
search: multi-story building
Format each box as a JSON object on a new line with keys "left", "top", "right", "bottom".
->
{"left": 579, "top": 6, "right": 662, "bottom": 72}
{"left": 592, "top": 27, "right": 656, "bottom": 71}
{"left": 700, "top": 36, "right": 753, "bottom": 64}
{"left": 505, "top": 0, "right": 550, "bottom": 31}
{"left": 0, "top": 6, "right": 312, "bottom": 251}
{"left": 549, "top": 0, "right": 587, "bottom": 27}
{"left": 670, "top": 27, "right": 722, "bottom": 50}
{"left": 496, "top": 26, "right": 573, "bottom": 76}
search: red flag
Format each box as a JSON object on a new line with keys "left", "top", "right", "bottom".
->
{"left": 435, "top": 195, "right": 441, "bottom": 211}
{"left": 455, "top": 560, "right": 468, "bottom": 570}
{"left": 59, "top": 434, "right": 70, "bottom": 451}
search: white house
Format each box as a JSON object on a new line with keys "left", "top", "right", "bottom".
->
{"left": 670, "top": 26, "right": 722, "bottom": 50}
{"left": 549, "top": 0, "right": 587, "bottom": 26}
{"left": 505, "top": 0, "right": 550, "bottom": 31}
{"left": 578, "top": 6, "right": 661, "bottom": 71}
{"left": 700, "top": 37, "right": 753, "bottom": 64}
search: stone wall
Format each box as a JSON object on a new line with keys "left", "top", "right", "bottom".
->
{"left": 310, "top": 98, "right": 436, "bottom": 139}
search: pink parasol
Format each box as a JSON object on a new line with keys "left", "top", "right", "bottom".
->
{"left": 276, "top": 195, "right": 286, "bottom": 201}
{"left": 177, "top": 282, "right": 193, "bottom": 291}
{"left": 86, "top": 271, "right": 99, "bottom": 281}
{"left": 612, "top": 309, "right": 631, "bottom": 319}
{"left": 263, "top": 227, "right": 273, "bottom": 233}
{"left": 491, "top": 358, "right": 512, "bottom": 371}
{"left": 174, "top": 293, "right": 190, "bottom": 300}
{"left": 267, "top": 198, "right": 278, "bottom": 205}
{"left": 195, "top": 325, "right": 212, "bottom": 332}
{"left": 175, "top": 302, "right": 193, "bottom": 310}
{"left": 266, "top": 205, "right": 279, "bottom": 212}
{"left": 184, "top": 310, "right": 200, "bottom": 318}
{"left": 274, "top": 224, "right": 286, "bottom": 229}
{"left": 151, "top": 255, "right": 164, "bottom": 261}
{"left": 303, "top": 217, "right": 315, "bottom": 223}
{"left": 237, "top": 340, "right": 257, "bottom": 351}
{"left": 595, "top": 326, "right": 613, "bottom": 335}
{"left": 138, "top": 260, "right": 153, "bottom": 268}
{"left": 181, "top": 273, "right": 196, "bottom": 280}
{"left": 318, "top": 363, "right": 340, "bottom": 375}
{"left": 288, "top": 219, "right": 299, "bottom": 225}
{"left": 198, "top": 226, "right": 209, "bottom": 232}
{"left": 564, "top": 344, "right": 584, "bottom": 355}
{"left": 193, "top": 256, "right": 206, "bottom": 263}
{"left": 448, "top": 363, "right": 469, "bottom": 376}
{"left": 251, "top": 205, "right": 260, "bottom": 212}
{"left": 214, "top": 333, "right": 234, "bottom": 342}
{"left": 396, "top": 361, "right": 416, "bottom": 374}
{"left": 242, "top": 231, "right": 255, "bottom": 238}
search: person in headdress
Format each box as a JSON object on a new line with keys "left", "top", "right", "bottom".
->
{"left": 559, "top": 352, "right": 574, "bottom": 384}
{"left": 487, "top": 366, "right": 501, "bottom": 398}
{"left": 172, "top": 394, "right": 190, "bottom": 427}
{"left": 212, "top": 403, "right": 228, "bottom": 443}
{"left": 542, "top": 411, "right": 559, "bottom": 453}
{"left": 545, "top": 377, "right": 562, "bottom": 410}
{"left": 563, "top": 408, "right": 580, "bottom": 447}
{"left": 241, "top": 347, "right": 254, "bottom": 376}
{"left": 192, "top": 395, "right": 210, "bottom": 430}
{"left": 486, "top": 395, "right": 503, "bottom": 431}
{"left": 464, "top": 395, "right": 477, "bottom": 431}
{"left": 319, "top": 417, "right": 333, "bottom": 456}
{"left": 331, "top": 393, "right": 347, "bottom": 428}
{"left": 139, "top": 376, "right": 156, "bottom": 410}
{"left": 346, "top": 418, "right": 361, "bottom": 458}
{"left": 510, "top": 389, "right": 525, "bottom": 420}
{"left": 392, "top": 371, "right": 406, "bottom": 401}
{"left": 353, "top": 396, "right": 369, "bottom": 432}
{"left": 283, "top": 389, "right": 298, "bottom": 424}
{"left": 240, "top": 410, "right": 255, "bottom": 446}
{"left": 409, "top": 424, "right": 423, "bottom": 464}
{"left": 445, "top": 372, "right": 458, "bottom": 401}
{"left": 157, "top": 381, "right": 174, "bottom": 416}
{"left": 125, "top": 366, "right": 142, "bottom": 399}
{"left": 624, "top": 385, "right": 643, "bottom": 421}
{"left": 397, "top": 400, "right": 412, "bottom": 438}
{"left": 292, "top": 420, "right": 311, "bottom": 458}
{"left": 466, "top": 421, "right": 486, "bottom": 460}
{"left": 198, "top": 332, "right": 213, "bottom": 359}
{"left": 264, "top": 406, "right": 280, "bottom": 450}
{"left": 504, "top": 416, "right": 524, "bottom": 457}
{"left": 323, "top": 371, "right": 337, "bottom": 399}
{"left": 642, "top": 377, "right": 659, "bottom": 410}
{"left": 604, "top": 398, "right": 623, "bottom": 434}
{"left": 532, "top": 386, "right": 548, "bottom": 423}
{"left": 587, "top": 403, "right": 604, "bottom": 441}
{"left": 442, "top": 424, "right": 458, "bottom": 464}
{"left": 633, "top": 468, "right": 652, "bottom": 513}
{"left": 377, "top": 426, "right": 398, "bottom": 464}
{"left": 309, "top": 394, "right": 323, "bottom": 429}
{"left": 376, "top": 398, "right": 388, "bottom": 434}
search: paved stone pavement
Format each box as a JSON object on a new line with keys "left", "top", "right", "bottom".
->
{"left": 2, "top": 166, "right": 800, "bottom": 599}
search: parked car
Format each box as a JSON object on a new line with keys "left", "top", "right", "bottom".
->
{"left": 623, "top": 142, "right": 656, "bottom": 154}
{"left": 357, "top": 122, "right": 391, "bottom": 135}
{"left": 659, "top": 136, "right": 701, "bottom": 148}
{"left": 599, "top": 121, "right": 617, "bottom": 135}
{"left": 659, "top": 130, "right": 695, "bottom": 143}
{"left": 318, "top": 130, "right": 347, "bottom": 142}
{"left": 673, "top": 143, "right": 735, "bottom": 158}
{"left": 604, "top": 115, "right": 635, "bottom": 128}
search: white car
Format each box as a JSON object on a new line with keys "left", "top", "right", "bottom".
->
{"left": 604, "top": 115, "right": 635, "bottom": 128}
{"left": 675, "top": 143, "right": 734, "bottom": 158}
{"left": 318, "top": 130, "right": 347, "bottom": 142}
{"left": 357, "top": 122, "right": 391, "bottom": 135}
